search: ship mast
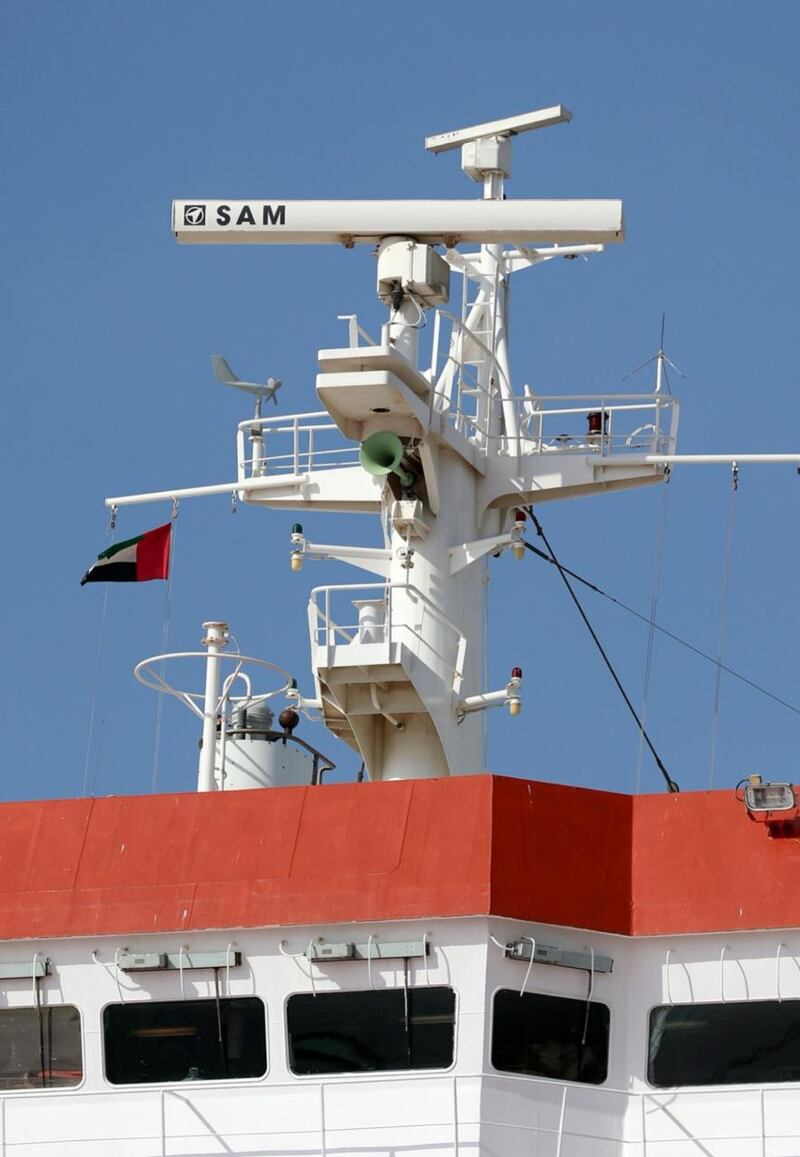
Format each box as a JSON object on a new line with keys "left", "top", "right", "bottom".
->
{"left": 109, "top": 107, "right": 679, "bottom": 784}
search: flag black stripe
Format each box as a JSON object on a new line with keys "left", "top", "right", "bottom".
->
{"left": 80, "top": 562, "right": 138, "bottom": 585}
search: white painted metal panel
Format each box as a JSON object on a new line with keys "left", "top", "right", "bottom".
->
{"left": 643, "top": 1088, "right": 764, "bottom": 1143}
{"left": 172, "top": 199, "right": 624, "bottom": 245}
{"left": 1, "top": 1090, "right": 162, "bottom": 1150}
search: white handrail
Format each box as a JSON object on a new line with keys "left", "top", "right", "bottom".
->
{"left": 308, "top": 581, "right": 467, "bottom": 692}
{"left": 2, "top": 1071, "right": 798, "bottom": 1155}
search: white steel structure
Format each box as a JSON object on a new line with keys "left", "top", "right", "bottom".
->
{"left": 4, "top": 107, "right": 792, "bottom": 1157}
{"left": 6, "top": 918, "right": 800, "bottom": 1154}
{"left": 114, "top": 107, "right": 679, "bottom": 785}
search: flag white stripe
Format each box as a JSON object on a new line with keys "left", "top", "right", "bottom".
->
{"left": 95, "top": 543, "right": 138, "bottom": 568}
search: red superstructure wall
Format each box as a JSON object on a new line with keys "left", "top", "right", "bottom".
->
{"left": 0, "top": 775, "right": 795, "bottom": 941}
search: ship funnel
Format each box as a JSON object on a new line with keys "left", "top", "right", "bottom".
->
{"left": 360, "top": 431, "right": 413, "bottom": 487}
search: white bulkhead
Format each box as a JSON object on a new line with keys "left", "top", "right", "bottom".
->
{"left": 2, "top": 920, "right": 800, "bottom": 1154}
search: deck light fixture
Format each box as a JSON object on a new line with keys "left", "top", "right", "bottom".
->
{"left": 743, "top": 775, "right": 796, "bottom": 814}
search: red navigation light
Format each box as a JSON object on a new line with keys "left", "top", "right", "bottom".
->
{"left": 511, "top": 667, "right": 522, "bottom": 679}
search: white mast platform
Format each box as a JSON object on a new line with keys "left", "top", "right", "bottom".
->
{"left": 110, "top": 107, "right": 681, "bottom": 784}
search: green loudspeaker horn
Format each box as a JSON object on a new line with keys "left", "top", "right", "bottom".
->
{"left": 359, "top": 431, "right": 414, "bottom": 487}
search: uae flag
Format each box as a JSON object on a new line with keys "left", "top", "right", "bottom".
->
{"left": 80, "top": 523, "right": 172, "bottom": 586}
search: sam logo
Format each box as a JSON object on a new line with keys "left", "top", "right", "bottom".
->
{"left": 215, "top": 203, "right": 286, "bottom": 227}
{"left": 183, "top": 204, "right": 206, "bottom": 226}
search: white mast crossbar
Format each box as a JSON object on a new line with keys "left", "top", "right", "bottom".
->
{"left": 105, "top": 476, "right": 306, "bottom": 508}
{"left": 172, "top": 199, "right": 623, "bottom": 246}
{"left": 639, "top": 454, "right": 800, "bottom": 465}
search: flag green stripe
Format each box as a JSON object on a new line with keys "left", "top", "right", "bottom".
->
{"left": 97, "top": 532, "right": 144, "bottom": 561}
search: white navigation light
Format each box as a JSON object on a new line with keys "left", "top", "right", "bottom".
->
{"left": 173, "top": 199, "right": 623, "bottom": 246}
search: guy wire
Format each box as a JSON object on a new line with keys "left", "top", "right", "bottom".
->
{"left": 524, "top": 507, "right": 679, "bottom": 793}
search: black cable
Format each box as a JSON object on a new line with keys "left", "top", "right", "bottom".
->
{"left": 213, "top": 967, "right": 228, "bottom": 1078}
{"left": 522, "top": 535, "right": 800, "bottom": 719}
{"left": 524, "top": 508, "right": 679, "bottom": 793}
{"left": 34, "top": 975, "right": 46, "bottom": 1088}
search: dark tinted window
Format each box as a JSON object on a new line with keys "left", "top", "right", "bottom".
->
{"left": 649, "top": 1001, "right": 800, "bottom": 1087}
{"left": 492, "top": 989, "right": 609, "bottom": 1085}
{"left": 103, "top": 997, "right": 266, "bottom": 1085}
{"left": 287, "top": 987, "right": 456, "bottom": 1075}
{"left": 0, "top": 1006, "right": 82, "bottom": 1089}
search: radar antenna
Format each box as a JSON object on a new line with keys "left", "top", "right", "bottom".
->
{"left": 426, "top": 105, "right": 573, "bottom": 195}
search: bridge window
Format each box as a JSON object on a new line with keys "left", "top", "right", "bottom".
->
{"left": 287, "top": 987, "right": 456, "bottom": 1075}
{"left": 649, "top": 1000, "right": 800, "bottom": 1087}
{"left": 491, "top": 989, "right": 610, "bottom": 1085}
{"left": 103, "top": 997, "right": 266, "bottom": 1085}
{"left": 0, "top": 1005, "right": 82, "bottom": 1089}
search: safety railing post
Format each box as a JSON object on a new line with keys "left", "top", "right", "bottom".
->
{"left": 236, "top": 426, "right": 245, "bottom": 483}
{"left": 430, "top": 309, "right": 441, "bottom": 382}
{"left": 320, "top": 1081, "right": 327, "bottom": 1157}
{"left": 452, "top": 1074, "right": 459, "bottom": 1157}
{"left": 555, "top": 1085, "right": 567, "bottom": 1157}
{"left": 161, "top": 1087, "right": 167, "bottom": 1157}
{"left": 761, "top": 1086, "right": 766, "bottom": 1157}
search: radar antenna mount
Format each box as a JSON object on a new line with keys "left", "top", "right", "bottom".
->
{"left": 426, "top": 104, "right": 573, "bottom": 196}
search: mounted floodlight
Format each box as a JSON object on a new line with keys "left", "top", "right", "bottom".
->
{"left": 743, "top": 776, "right": 796, "bottom": 813}
{"left": 425, "top": 106, "right": 573, "bottom": 154}
{"left": 211, "top": 355, "right": 281, "bottom": 415}
{"left": 174, "top": 200, "right": 623, "bottom": 246}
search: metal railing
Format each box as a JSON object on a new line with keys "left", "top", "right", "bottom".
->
{"left": 433, "top": 387, "right": 679, "bottom": 460}
{"left": 308, "top": 582, "right": 467, "bottom": 694}
{"left": 512, "top": 393, "right": 679, "bottom": 459}
{"left": 3, "top": 1071, "right": 799, "bottom": 1155}
{"left": 233, "top": 392, "right": 676, "bottom": 486}
{"left": 427, "top": 306, "right": 678, "bottom": 462}
{"left": 236, "top": 411, "right": 359, "bottom": 481}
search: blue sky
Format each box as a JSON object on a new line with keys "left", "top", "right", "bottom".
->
{"left": 3, "top": 1, "right": 800, "bottom": 801}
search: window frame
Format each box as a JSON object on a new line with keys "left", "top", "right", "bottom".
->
{"left": 100, "top": 994, "right": 270, "bottom": 1088}
{"left": 489, "top": 984, "right": 612, "bottom": 1087}
{"left": 645, "top": 996, "right": 800, "bottom": 1090}
{"left": 283, "top": 984, "right": 459, "bottom": 1080}
{"left": 0, "top": 1002, "right": 85, "bottom": 1093}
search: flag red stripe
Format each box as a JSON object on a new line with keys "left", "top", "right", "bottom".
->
{"left": 135, "top": 523, "right": 172, "bottom": 581}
